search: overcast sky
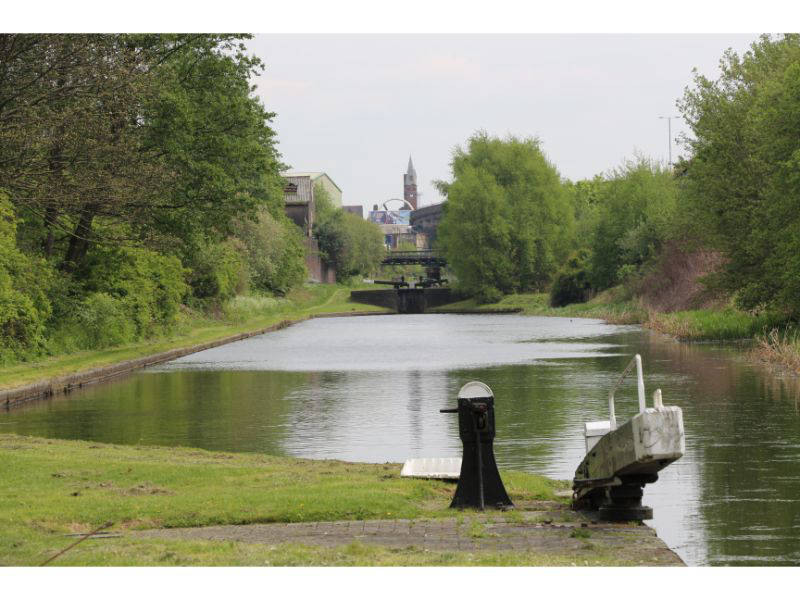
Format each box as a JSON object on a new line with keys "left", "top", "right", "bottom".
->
{"left": 247, "top": 34, "right": 758, "bottom": 211}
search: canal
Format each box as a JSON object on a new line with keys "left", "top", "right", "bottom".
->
{"left": 2, "top": 313, "right": 799, "bottom": 566}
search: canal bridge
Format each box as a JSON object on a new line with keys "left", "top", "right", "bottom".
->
{"left": 379, "top": 250, "right": 448, "bottom": 290}
{"left": 381, "top": 250, "right": 447, "bottom": 267}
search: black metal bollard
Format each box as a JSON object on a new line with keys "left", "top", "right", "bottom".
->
{"left": 440, "top": 382, "right": 513, "bottom": 510}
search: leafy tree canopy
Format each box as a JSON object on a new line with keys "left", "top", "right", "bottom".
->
{"left": 436, "top": 132, "right": 573, "bottom": 300}
{"left": 678, "top": 34, "right": 800, "bottom": 315}
{"left": 0, "top": 34, "right": 284, "bottom": 272}
{"left": 312, "top": 183, "right": 385, "bottom": 281}
{"left": 586, "top": 157, "right": 679, "bottom": 290}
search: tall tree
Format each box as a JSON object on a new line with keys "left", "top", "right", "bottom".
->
{"left": 0, "top": 34, "right": 284, "bottom": 272}
{"left": 2, "top": 35, "right": 167, "bottom": 267}
{"left": 141, "top": 34, "right": 286, "bottom": 250}
{"left": 679, "top": 34, "right": 800, "bottom": 315}
{"left": 587, "top": 158, "right": 679, "bottom": 290}
{"left": 436, "top": 132, "right": 573, "bottom": 301}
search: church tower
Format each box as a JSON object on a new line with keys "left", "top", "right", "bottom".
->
{"left": 403, "top": 155, "right": 418, "bottom": 210}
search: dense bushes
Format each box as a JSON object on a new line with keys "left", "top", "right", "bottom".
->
{"left": 185, "top": 240, "right": 247, "bottom": 303}
{"left": 43, "top": 246, "right": 189, "bottom": 351}
{"left": 549, "top": 249, "right": 592, "bottom": 307}
{"left": 0, "top": 282, "right": 47, "bottom": 363}
{"left": 0, "top": 194, "right": 51, "bottom": 363}
{"left": 70, "top": 293, "right": 137, "bottom": 349}
{"left": 83, "top": 246, "right": 189, "bottom": 336}
{"left": 232, "top": 211, "right": 307, "bottom": 295}
{"left": 585, "top": 158, "right": 679, "bottom": 291}
{"left": 334, "top": 213, "right": 386, "bottom": 280}
{"left": 544, "top": 158, "right": 684, "bottom": 308}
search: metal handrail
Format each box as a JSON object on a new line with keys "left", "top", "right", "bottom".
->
{"left": 608, "top": 354, "right": 646, "bottom": 430}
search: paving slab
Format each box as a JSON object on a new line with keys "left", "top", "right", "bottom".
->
{"left": 131, "top": 508, "right": 684, "bottom": 565}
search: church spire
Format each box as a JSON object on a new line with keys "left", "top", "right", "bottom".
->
{"left": 404, "top": 154, "right": 418, "bottom": 210}
{"left": 406, "top": 155, "right": 416, "bottom": 183}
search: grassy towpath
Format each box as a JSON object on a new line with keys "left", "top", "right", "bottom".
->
{"left": 0, "top": 435, "right": 682, "bottom": 566}
{"left": 0, "top": 284, "right": 390, "bottom": 393}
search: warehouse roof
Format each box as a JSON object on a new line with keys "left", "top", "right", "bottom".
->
{"left": 282, "top": 171, "right": 342, "bottom": 194}
{"left": 283, "top": 175, "right": 313, "bottom": 205}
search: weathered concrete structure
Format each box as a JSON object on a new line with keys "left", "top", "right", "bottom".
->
{"left": 573, "top": 355, "right": 685, "bottom": 522}
{"left": 282, "top": 172, "right": 343, "bottom": 236}
{"left": 304, "top": 238, "right": 336, "bottom": 284}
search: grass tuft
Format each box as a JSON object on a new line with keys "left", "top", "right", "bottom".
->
{"left": 752, "top": 328, "right": 800, "bottom": 373}
{"left": 569, "top": 527, "right": 591, "bottom": 539}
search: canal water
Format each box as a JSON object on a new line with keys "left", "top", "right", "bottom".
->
{"left": 2, "top": 314, "right": 800, "bottom": 566}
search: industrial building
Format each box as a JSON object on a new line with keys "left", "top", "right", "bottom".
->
{"left": 282, "top": 171, "right": 340, "bottom": 283}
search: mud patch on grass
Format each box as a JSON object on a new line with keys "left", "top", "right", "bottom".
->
{"left": 118, "top": 517, "right": 163, "bottom": 530}
{"left": 122, "top": 483, "right": 174, "bottom": 496}
{"left": 64, "top": 521, "right": 95, "bottom": 533}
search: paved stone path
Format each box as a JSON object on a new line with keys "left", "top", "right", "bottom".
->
{"left": 132, "top": 502, "right": 684, "bottom": 565}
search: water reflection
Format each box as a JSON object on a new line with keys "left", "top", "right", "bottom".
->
{"left": 2, "top": 314, "right": 800, "bottom": 566}
{"left": 1, "top": 370, "right": 311, "bottom": 454}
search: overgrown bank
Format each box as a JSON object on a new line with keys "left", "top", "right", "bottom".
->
{"left": 435, "top": 291, "right": 800, "bottom": 373}
{"left": 0, "top": 284, "right": 389, "bottom": 397}
{"left": 434, "top": 290, "right": 645, "bottom": 325}
{"left": 0, "top": 35, "right": 389, "bottom": 372}
{"left": 0, "top": 434, "right": 683, "bottom": 566}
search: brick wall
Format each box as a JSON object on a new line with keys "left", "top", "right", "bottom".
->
{"left": 304, "top": 237, "right": 336, "bottom": 283}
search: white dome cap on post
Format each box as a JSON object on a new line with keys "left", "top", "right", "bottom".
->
{"left": 457, "top": 381, "right": 494, "bottom": 399}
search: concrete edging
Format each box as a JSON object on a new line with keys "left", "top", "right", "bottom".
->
{"left": 0, "top": 310, "right": 391, "bottom": 409}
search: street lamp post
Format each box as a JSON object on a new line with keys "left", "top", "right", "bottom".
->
{"left": 658, "top": 115, "right": 680, "bottom": 166}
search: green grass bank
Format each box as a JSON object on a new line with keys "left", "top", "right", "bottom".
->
{"left": 433, "top": 290, "right": 646, "bottom": 325}
{"left": 0, "top": 434, "right": 622, "bottom": 567}
{"left": 0, "top": 284, "right": 389, "bottom": 396}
